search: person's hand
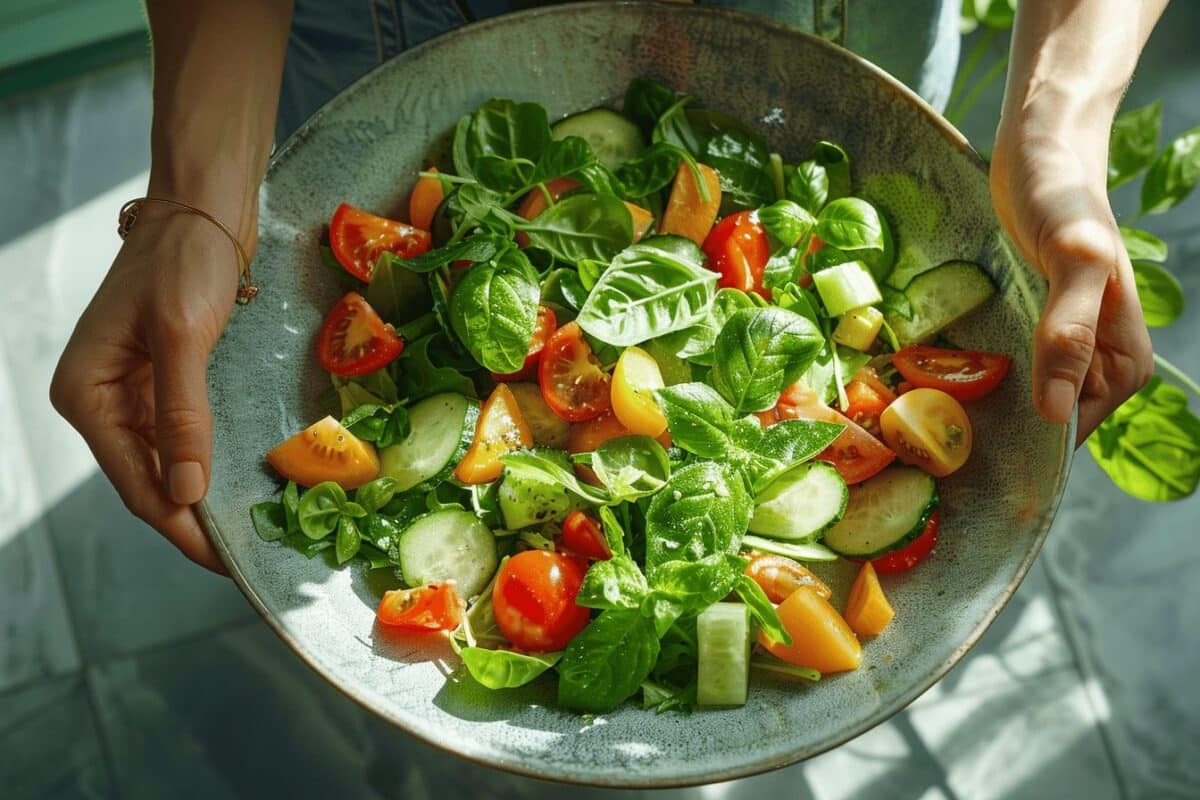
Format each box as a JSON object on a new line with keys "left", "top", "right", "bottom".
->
{"left": 50, "top": 207, "right": 243, "bottom": 572}
{"left": 991, "top": 120, "right": 1154, "bottom": 446}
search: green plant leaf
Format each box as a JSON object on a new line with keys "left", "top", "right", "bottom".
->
{"left": 557, "top": 609, "right": 661, "bottom": 713}
{"left": 354, "top": 477, "right": 399, "bottom": 514}
{"left": 591, "top": 435, "right": 672, "bottom": 502}
{"left": 500, "top": 450, "right": 612, "bottom": 505}
{"left": 297, "top": 482, "right": 348, "bottom": 540}
{"left": 711, "top": 306, "right": 825, "bottom": 414}
{"left": 1140, "top": 125, "right": 1200, "bottom": 216}
{"left": 816, "top": 197, "right": 885, "bottom": 253}
{"left": 1108, "top": 100, "right": 1162, "bottom": 189}
{"left": 463, "top": 99, "right": 553, "bottom": 193}
{"left": 1132, "top": 260, "right": 1184, "bottom": 327}
{"left": 520, "top": 192, "right": 634, "bottom": 266}
{"left": 786, "top": 160, "right": 829, "bottom": 214}
{"left": 624, "top": 77, "right": 679, "bottom": 132}
{"left": 460, "top": 647, "right": 562, "bottom": 690}
{"left": 757, "top": 199, "right": 816, "bottom": 249}
{"left": 654, "top": 382, "right": 737, "bottom": 459}
{"left": 656, "top": 287, "right": 757, "bottom": 365}
{"left": 366, "top": 253, "right": 432, "bottom": 324}
{"left": 391, "top": 333, "right": 476, "bottom": 401}
{"left": 449, "top": 246, "right": 541, "bottom": 373}
{"left": 615, "top": 142, "right": 686, "bottom": 198}
{"left": 250, "top": 502, "right": 288, "bottom": 542}
{"left": 735, "top": 574, "right": 792, "bottom": 645}
{"left": 644, "top": 461, "right": 753, "bottom": 573}
{"left": 576, "top": 554, "right": 649, "bottom": 610}
{"left": 1119, "top": 227, "right": 1168, "bottom": 263}
{"left": 811, "top": 141, "right": 851, "bottom": 201}
{"left": 335, "top": 516, "right": 362, "bottom": 564}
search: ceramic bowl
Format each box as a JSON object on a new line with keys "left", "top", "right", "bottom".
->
{"left": 200, "top": 1, "right": 1073, "bottom": 787}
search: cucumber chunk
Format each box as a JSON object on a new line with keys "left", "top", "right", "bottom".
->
{"left": 552, "top": 108, "right": 645, "bottom": 170}
{"left": 886, "top": 260, "right": 995, "bottom": 345}
{"left": 379, "top": 393, "right": 478, "bottom": 492}
{"left": 749, "top": 461, "right": 848, "bottom": 541}
{"left": 498, "top": 448, "right": 581, "bottom": 529}
{"left": 396, "top": 509, "right": 498, "bottom": 599}
{"left": 812, "top": 261, "right": 883, "bottom": 316}
{"left": 823, "top": 467, "right": 938, "bottom": 559}
{"left": 697, "top": 602, "right": 751, "bottom": 708}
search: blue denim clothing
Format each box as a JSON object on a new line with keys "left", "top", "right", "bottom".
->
{"left": 277, "top": 0, "right": 958, "bottom": 141}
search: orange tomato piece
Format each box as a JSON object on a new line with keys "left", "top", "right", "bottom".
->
{"left": 843, "top": 561, "right": 894, "bottom": 637}
{"left": 761, "top": 586, "right": 863, "bottom": 674}
{"left": 659, "top": 162, "right": 722, "bottom": 245}
{"left": 408, "top": 167, "right": 444, "bottom": 231}
{"left": 744, "top": 553, "right": 832, "bottom": 603}
{"left": 266, "top": 416, "right": 380, "bottom": 490}
{"left": 625, "top": 202, "right": 655, "bottom": 242}
{"left": 454, "top": 384, "right": 533, "bottom": 485}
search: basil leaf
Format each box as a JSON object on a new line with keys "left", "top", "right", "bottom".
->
{"left": 501, "top": 450, "right": 612, "bottom": 505}
{"left": 624, "top": 77, "right": 678, "bottom": 131}
{"left": 449, "top": 246, "right": 540, "bottom": 373}
{"left": 577, "top": 554, "right": 649, "bottom": 610}
{"left": 751, "top": 419, "right": 846, "bottom": 490}
{"left": 757, "top": 199, "right": 816, "bottom": 249}
{"left": 557, "top": 609, "right": 661, "bottom": 713}
{"left": 1119, "top": 226, "right": 1168, "bottom": 263}
{"left": 644, "top": 461, "right": 753, "bottom": 574}
{"left": 460, "top": 647, "right": 562, "bottom": 690}
{"left": 802, "top": 344, "right": 872, "bottom": 406}
{"left": 816, "top": 197, "right": 885, "bottom": 252}
{"left": 735, "top": 574, "right": 792, "bottom": 645}
{"left": 282, "top": 481, "right": 301, "bottom": 534}
{"left": 812, "top": 140, "right": 851, "bottom": 201}
{"left": 597, "top": 505, "right": 627, "bottom": 557}
{"left": 711, "top": 306, "right": 825, "bottom": 414}
{"left": 354, "top": 477, "right": 399, "bottom": 515}
{"left": 392, "top": 333, "right": 476, "bottom": 401}
{"left": 1140, "top": 125, "right": 1200, "bottom": 216}
{"left": 590, "top": 435, "right": 671, "bottom": 502}
{"left": 707, "top": 156, "right": 775, "bottom": 211}
{"left": 530, "top": 135, "right": 595, "bottom": 185}
{"left": 576, "top": 236, "right": 717, "bottom": 346}
{"left": 297, "top": 482, "right": 348, "bottom": 540}
{"left": 451, "top": 114, "right": 474, "bottom": 178}
{"left": 1108, "top": 100, "right": 1162, "bottom": 189}
{"left": 464, "top": 99, "right": 552, "bottom": 192}
{"left": 786, "top": 160, "right": 829, "bottom": 214}
{"left": 1087, "top": 377, "right": 1200, "bottom": 501}
{"left": 520, "top": 193, "right": 633, "bottom": 266}
{"left": 335, "top": 516, "right": 362, "bottom": 565}
{"left": 614, "top": 142, "right": 685, "bottom": 197}
{"left": 654, "top": 383, "right": 737, "bottom": 459}
{"left": 656, "top": 287, "right": 757, "bottom": 365}
{"left": 1132, "top": 260, "right": 1184, "bottom": 327}
{"left": 390, "top": 234, "right": 504, "bottom": 274}
{"left": 341, "top": 404, "right": 411, "bottom": 448}
{"left": 250, "top": 501, "right": 288, "bottom": 542}
{"left": 763, "top": 246, "right": 805, "bottom": 293}
{"left": 648, "top": 553, "right": 748, "bottom": 609}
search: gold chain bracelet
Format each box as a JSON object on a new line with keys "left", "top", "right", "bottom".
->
{"left": 117, "top": 197, "right": 259, "bottom": 304}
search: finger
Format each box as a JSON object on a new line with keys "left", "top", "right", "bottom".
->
{"left": 148, "top": 325, "right": 214, "bottom": 506}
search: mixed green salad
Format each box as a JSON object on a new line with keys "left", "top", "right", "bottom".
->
{"left": 250, "top": 78, "right": 1012, "bottom": 713}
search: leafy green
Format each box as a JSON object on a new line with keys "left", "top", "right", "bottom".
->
{"left": 391, "top": 334, "right": 475, "bottom": 401}
{"left": 1133, "top": 260, "right": 1184, "bottom": 327}
{"left": 591, "top": 436, "right": 672, "bottom": 501}
{"left": 615, "top": 142, "right": 686, "bottom": 197}
{"left": 752, "top": 419, "right": 845, "bottom": 490}
{"left": 598, "top": 506, "right": 627, "bottom": 557}
{"left": 1140, "top": 125, "right": 1200, "bottom": 216}
{"left": 1108, "top": 100, "right": 1162, "bottom": 189}
{"left": 449, "top": 246, "right": 540, "bottom": 373}
{"left": 757, "top": 199, "right": 816, "bottom": 249}
{"left": 734, "top": 574, "right": 791, "bottom": 645}
{"left": 529, "top": 135, "right": 594, "bottom": 185}
{"left": 297, "top": 482, "right": 349, "bottom": 540}
{"left": 624, "top": 77, "right": 678, "bottom": 131}
{"left": 335, "top": 516, "right": 361, "bottom": 564}
{"left": 654, "top": 383, "right": 738, "bottom": 459}
{"left": 390, "top": 233, "right": 505, "bottom": 274}
{"left": 812, "top": 140, "right": 851, "bottom": 201}
{"left": 576, "top": 554, "right": 650, "bottom": 610}
{"left": 657, "top": 287, "right": 757, "bottom": 365}
{"left": 557, "top": 609, "right": 661, "bottom": 713}
{"left": 520, "top": 192, "right": 633, "bottom": 265}
{"left": 353, "top": 477, "right": 399, "bottom": 515}
{"left": 711, "top": 306, "right": 825, "bottom": 414}
{"left": 1119, "top": 227, "right": 1168, "bottom": 263}
{"left": 460, "top": 647, "right": 562, "bottom": 689}
{"left": 648, "top": 553, "right": 747, "bottom": 608}
{"left": 462, "top": 98, "right": 553, "bottom": 193}
{"left": 643, "top": 461, "right": 753, "bottom": 573}
{"left": 786, "top": 160, "right": 829, "bottom": 214}
{"left": 367, "top": 254, "right": 432, "bottom": 323}
{"left": 815, "top": 197, "right": 885, "bottom": 253}
{"left": 250, "top": 501, "right": 288, "bottom": 542}
{"left": 500, "top": 450, "right": 612, "bottom": 505}
{"left": 341, "top": 403, "right": 411, "bottom": 448}
{"left": 282, "top": 481, "right": 301, "bottom": 533}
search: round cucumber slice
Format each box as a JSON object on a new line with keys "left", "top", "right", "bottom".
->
{"left": 552, "top": 108, "right": 645, "bottom": 170}
{"left": 823, "top": 467, "right": 938, "bottom": 559}
{"left": 379, "top": 393, "right": 479, "bottom": 492}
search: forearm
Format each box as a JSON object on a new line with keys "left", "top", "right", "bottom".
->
{"left": 145, "top": 0, "right": 294, "bottom": 253}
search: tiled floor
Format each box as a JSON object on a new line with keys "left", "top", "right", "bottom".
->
{"left": 2, "top": 6, "right": 1199, "bottom": 796}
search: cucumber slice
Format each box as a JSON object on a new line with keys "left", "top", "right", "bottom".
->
{"left": 552, "top": 108, "right": 645, "bottom": 170}
{"left": 379, "top": 393, "right": 479, "bottom": 492}
{"left": 812, "top": 261, "right": 883, "bottom": 316}
{"left": 749, "top": 462, "right": 848, "bottom": 541}
{"left": 742, "top": 534, "right": 839, "bottom": 563}
{"left": 696, "top": 602, "right": 751, "bottom": 708}
{"left": 396, "top": 509, "right": 498, "bottom": 599}
{"left": 886, "top": 260, "right": 995, "bottom": 345}
{"left": 498, "top": 448, "right": 581, "bottom": 529}
{"left": 823, "top": 467, "right": 938, "bottom": 559}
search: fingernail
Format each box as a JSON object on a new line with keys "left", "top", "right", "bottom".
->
{"left": 1040, "top": 378, "right": 1077, "bottom": 423}
{"left": 168, "top": 461, "right": 206, "bottom": 505}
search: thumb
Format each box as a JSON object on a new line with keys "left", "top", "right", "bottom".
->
{"left": 1032, "top": 220, "right": 1114, "bottom": 424}
{"left": 149, "top": 325, "right": 214, "bottom": 506}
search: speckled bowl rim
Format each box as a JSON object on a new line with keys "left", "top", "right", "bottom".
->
{"left": 200, "top": 0, "right": 1077, "bottom": 788}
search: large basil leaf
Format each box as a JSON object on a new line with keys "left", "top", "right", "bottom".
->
{"left": 786, "top": 160, "right": 829, "bottom": 214}
{"left": 576, "top": 236, "right": 717, "bottom": 346}
{"left": 816, "top": 197, "right": 885, "bottom": 252}
{"left": 520, "top": 193, "right": 633, "bottom": 266}
{"left": 757, "top": 199, "right": 816, "bottom": 249}
{"left": 658, "top": 287, "right": 759, "bottom": 365}
{"left": 460, "top": 647, "right": 562, "bottom": 690}
{"left": 1140, "top": 125, "right": 1200, "bottom": 216}
{"left": 463, "top": 99, "right": 553, "bottom": 193}
{"left": 644, "top": 461, "right": 753, "bottom": 573}
{"left": 1132, "top": 260, "right": 1184, "bottom": 327}
{"left": 707, "top": 156, "right": 775, "bottom": 211}
{"left": 590, "top": 435, "right": 671, "bottom": 501}
{"left": 615, "top": 142, "right": 686, "bottom": 198}
{"left": 1108, "top": 100, "right": 1162, "bottom": 189}
{"left": 647, "top": 553, "right": 748, "bottom": 609}
{"left": 1087, "top": 376, "right": 1200, "bottom": 501}
{"left": 751, "top": 418, "right": 846, "bottom": 490}
{"left": 576, "top": 554, "right": 650, "bottom": 610}
{"left": 529, "top": 135, "right": 595, "bottom": 185}
{"left": 449, "top": 247, "right": 540, "bottom": 373}
{"left": 710, "top": 306, "right": 825, "bottom": 414}
{"left": 557, "top": 609, "right": 661, "bottom": 713}
{"left": 654, "top": 383, "right": 737, "bottom": 459}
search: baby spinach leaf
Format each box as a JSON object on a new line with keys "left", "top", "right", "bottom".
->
{"left": 654, "top": 383, "right": 737, "bottom": 459}
{"left": 250, "top": 502, "right": 288, "bottom": 542}
{"left": 816, "top": 197, "right": 885, "bottom": 253}
{"left": 282, "top": 481, "right": 301, "bottom": 534}
{"left": 460, "top": 647, "right": 562, "bottom": 690}
{"left": 557, "top": 609, "right": 661, "bottom": 713}
{"left": 529, "top": 135, "right": 595, "bottom": 185}
{"left": 297, "top": 482, "right": 349, "bottom": 540}
{"left": 367, "top": 253, "right": 431, "bottom": 323}
{"left": 711, "top": 306, "right": 825, "bottom": 414}
{"left": 735, "top": 574, "right": 792, "bottom": 645}
{"left": 1140, "top": 125, "right": 1200, "bottom": 216}
{"left": 449, "top": 247, "right": 540, "bottom": 373}
{"left": 353, "top": 477, "right": 399, "bottom": 515}
{"left": 758, "top": 199, "right": 816, "bottom": 250}
{"left": 392, "top": 333, "right": 476, "bottom": 401}
{"left": 1132, "top": 260, "right": 1184, "bottom": 327}
{"left": 576, "top": 554, "right": 649, "bottom": 610}
{"left": 1119, "top": 226, "right": 1168, "bottom": 263}
{"left": 624, "top": 77, "right": 678, "bottom": 131}
{"left": 786, "top": 160, "right": 829, "bottom": 214}
{"left": 1088, "top": 376, "right": 1200, "bottom": 501}
{"left": 1108, "top": 100, "right": 1162, "bottom": 189}
{"left": 812, "top": 141, "right": 851, "bottom": 201}
{"left": 648, "top": 553, "right": 748, "bottom": 609}
{"left": 591, "top": 435, "right": 672, "bottom": 501}
{"left": 463, "top": 99, "right": 552, "bottom": 192}
{"left": 520, "top": 193, "right": 633, "bottom": 266}
{"left": 390, "top": 234, "right": 504, "bottom": 274}
{"left": 335, "top": 516, "right": 362, "bottom": 565}
{"left": 615, "top": 142, "right": 686, "bottom": 197}
{"left": 501, "top": 450, "right": 612, "bottom": 505}
{"left": 644, "top": 461, "right": 753, "bottom": 573}
{"left": 576, "top": 236, "right": 717, "bottom": 346}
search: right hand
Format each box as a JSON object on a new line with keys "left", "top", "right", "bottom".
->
{"left": 50, "top": 206, "right": 243, "bottom": 572}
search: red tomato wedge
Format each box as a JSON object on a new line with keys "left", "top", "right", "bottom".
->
{"left": 539, "top": 321, "right": 611, "bottom": 422}
{"left": 560, "top": 510, "right": 612, "bottom": 561}
{"left": 453, "top": 384, "right": 534, "bottom": 485}
{"left": 844, "top": 379, "right": 892, "bottom": 437}
{"left": 892, "top": 345, "right": 1012, "bottom": 403}
{"left": 377, "top": 583, "right": 464, "bottom": 631}
{"left": 491, "top": 305, "right": 557, "bottom": 383}
{"left": 266, "top": 416, "right": 380, "bottom": 489}
{"left": 316, "top": 291, "right": 405, "bottom": 377}
{"left": 408, "top": 168, "right": 444, "bottom": 232}
{"left": 329, "top": 202, "right": 431, "bottom": 282}
{"left": 702, "top": 210, "right": 770, "bottom": 297}
{"left": 771, "top": 382, "right": 896, "bottom": 484}
{"left": 872, "top": 510, "right": 940, "bottom": 573}
{"left": 492, "top": 551, "right": 590, "bottom": 652}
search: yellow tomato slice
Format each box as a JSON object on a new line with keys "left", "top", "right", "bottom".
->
{"left": 266, "top": 416, "right": 380, "bottom": 489}
{"left": 454, "top": 384, "right": 534, "bottom": 485}
{"left": 611, "top": 346, "right": 668, "bottom": 437}
{"left": 879, "top": 387, "right": 973, "bottom": 477}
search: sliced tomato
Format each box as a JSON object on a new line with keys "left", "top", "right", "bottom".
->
{"left": 773, "top": 382, "right": 896, "bottom": 484}
{"left": 408, "top": 167, "right": 444, "bottom": 232}
{"left": 893, "top": 345, "right": 1012, "bottom": 403}
{"left": 660, "top": 162, "right": 722, "bottom": 245}
{"left": 492, "top": 550, "right": 591, "bottom": 652}
{"left": 702, "top": 210, "right": 770, "bottom": 297}
{"left": 611, "top": 345, "right": 668, "bottom": 437}
{"left": 539, "top": 321, "right": 611, "bottom": 422}
{"left": 316, "top": 291, "right": 405, "bottom": 376}
{"left": 329, "top": 202, "right": 431, "bottom": 282}
{"left": 560, "top": 510, "right": 612, "bottom": 561}
{"left": 491, "top": 305, "right": 557, "bottom": 383}
{"left": 872, "top": 511, "right": 939, "bottom": 573}
{"left": 453, "top": 384, "right": 533, "bottom": 485}
{"left": 744, "top": 553, "right": 831, "bottom": 603}
{"left": 266, "top": 416, "right": 380, "bottom": 489}
{"left": 879, "top": 388, "right": 973, "bottom": 477}
{"left": 851, "top": 365, "right": 898, "bottom": 403}
{"left": 625, "top": 202, "right": 655, "bottom": 242}
{"left": 844, "top": 380, "right": 892, "bottom": 437}
{"left": 377, "top": 583, "right": 464, "bottom": 631}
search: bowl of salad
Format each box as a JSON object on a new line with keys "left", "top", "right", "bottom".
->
{"left": 201, "top": 1, "right": 1073, "bottom": 787}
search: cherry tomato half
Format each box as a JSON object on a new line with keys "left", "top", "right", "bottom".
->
{"left": 702, "top": 210, "right": 770, "bottom": 297}
{"left": 329, "top": 202, "right": 431, "bottom": 282}
{"left": 844, "top": 379, "right": 892, "bottom": 437}
{"left": 879, "top": 388, "right": 973, "bottom": 477}
{"left": 453, "top": 384, "right": 534, "bottom": 485}
{"left": 560, "top": 510, "right": 612, "bottom": 561}
{"left": 892, "top": 345, "right": 1011, "bottom": 403}
{"left": 377, "top": 583, "right": 464, "bottom": 631}
{"left": 539, "top": 321, "right": 611, "bottom": 422}
{"left": 492, "top": 550, "right": 591, "bottom": 652}
{"left": 872, "top": 511, "right": 940, "bottom": 573}
{"left": 744, "top": 553, "right": 832, "bottom": 603}
{"left": 491, "top": 305, "right": 558, "bottom": 383}
{"left": 315, "top": 291, "right": 405, "bottom": 377}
